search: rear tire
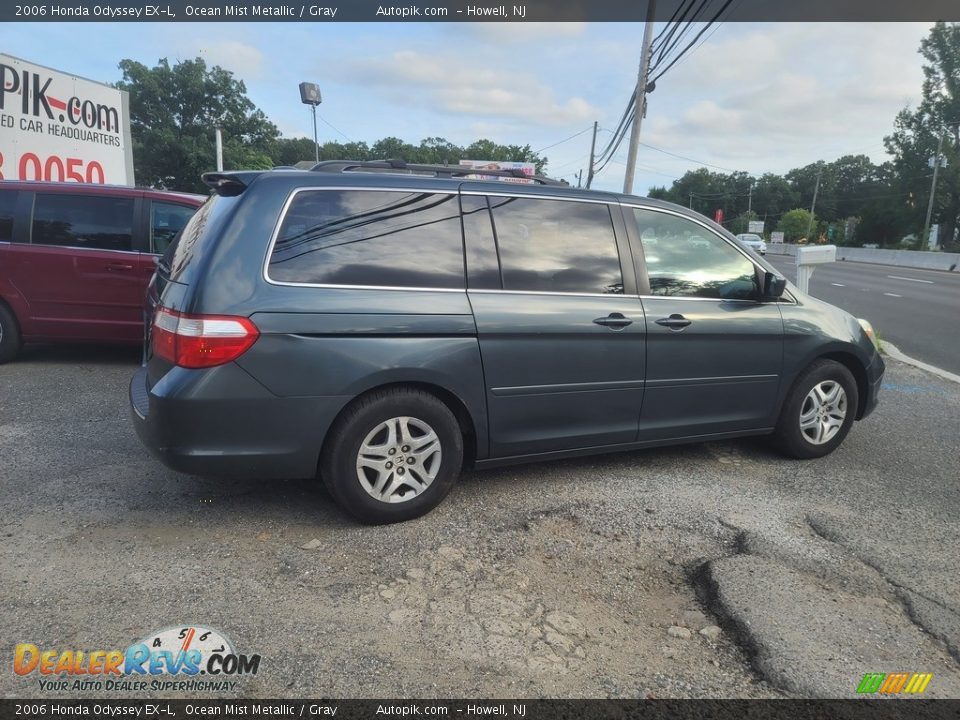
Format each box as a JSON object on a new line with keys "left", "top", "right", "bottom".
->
{"left": 320, "top": 388, "right": 463, "bottom": 524}
{"left": 0, "top": 303, "right": 22, "bottom": 364}
{"left": 772, "top": 359, "right": 858, "bottom": 459}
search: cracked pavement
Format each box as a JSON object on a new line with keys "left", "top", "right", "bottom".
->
{"left": 1, "top": 345, "right": 958, "bottom": 698}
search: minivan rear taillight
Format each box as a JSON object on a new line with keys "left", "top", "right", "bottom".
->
{"left": 152, "top": 308, "right": 259, "bottom": 369}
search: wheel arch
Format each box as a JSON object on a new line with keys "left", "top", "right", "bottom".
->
{"left": 819, "top": 351, "right": 869, "bottom": 420}
{"left": 319, "top": 381, "right": 480, "bottom": 470}
{"left": 0, "top": 295, "right": 24, "bottom": 354}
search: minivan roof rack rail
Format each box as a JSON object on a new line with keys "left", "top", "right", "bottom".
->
{"left": 309, "top": 159, "right": 567, "bottom": 186}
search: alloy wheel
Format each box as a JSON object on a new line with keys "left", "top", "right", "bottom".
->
{"left": 798, "top": 380, "right": 847, "bottom": 445}
{"left": 356, "top": 416, "right": 442, "bottom": 503}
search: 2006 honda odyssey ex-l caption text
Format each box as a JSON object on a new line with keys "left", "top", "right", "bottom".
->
{"left": 130, "top": 161, "right": 884, "bottom": 524}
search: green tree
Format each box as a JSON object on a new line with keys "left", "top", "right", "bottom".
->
{"left": 116, "top": 57, "right": 279, "bottom": 192}
{"left": 751, "top": 173, "right": 799, "bottom": 221}
{"left": 267, "top": 136, "right": 548, "bottom": 174}
{"left": 884, "top": 22, "right": 960, "bottom": 250}
{"left": 777, "top": 209, "right": 815, "bottom": 242}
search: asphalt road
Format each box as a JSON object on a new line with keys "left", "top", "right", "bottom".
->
{"left": 2, "top": 346, "right": 959, "bottom": 699}
{"left": 765, "top": 254, "right": 960, "bottom": 375}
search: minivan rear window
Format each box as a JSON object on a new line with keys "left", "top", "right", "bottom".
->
{"left": 269, "top": 190, "right": 465, "bottom": 289}
{"left": 163, "top": 194, "right": 233, "bottom": 283}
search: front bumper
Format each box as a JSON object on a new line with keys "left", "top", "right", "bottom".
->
{"left": 130, "top": 365, "right": 347, "bottom": 480}
{"left": 859, "top": 351, "right": 885, "bottom": 420}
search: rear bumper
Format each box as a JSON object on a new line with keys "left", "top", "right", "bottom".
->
{"left": 130, "top": 365, "right": 348, "bottom": 479}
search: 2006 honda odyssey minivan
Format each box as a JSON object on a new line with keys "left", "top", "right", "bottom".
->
{"left": 130, "top": 161, "right": 884, "bottom": 524}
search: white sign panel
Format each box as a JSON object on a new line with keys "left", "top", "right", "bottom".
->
{"left": 747, "top": 220, "right": 765, "bottom": 234}
{"left": 459, "top": 159, "right": 536, "bottom": 183}
{"left": 0, "top": 53, "right": 134, "bottom": 185}
{"left": 770, "top": 231, "right": 785, "bottom": 244}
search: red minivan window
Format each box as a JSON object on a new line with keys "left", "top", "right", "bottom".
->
{"left": 31, "top": 193, "right": 135, "bottom": 251}
{"left": 0, "top": 189, "right": 14, "bottom": 242}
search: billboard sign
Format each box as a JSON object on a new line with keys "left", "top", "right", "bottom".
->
{"left": 770, "top": 231, "right": 785, "bottom": 243}
{"left": 459, "top": 160, "right": 536, "bottom": 183}
{"left": 748, "top": 220, "right": 765, "bottom": 234}
{"left": 0, "top": 53, "right": 134, "bottom": 185}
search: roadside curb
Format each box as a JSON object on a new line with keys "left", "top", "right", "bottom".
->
{"left": 882, "top": 342, "right": 960, "bottom": 385}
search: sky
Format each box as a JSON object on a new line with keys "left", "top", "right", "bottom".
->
{"left": 3, "top": 20, "right": 935, "bottom": 195}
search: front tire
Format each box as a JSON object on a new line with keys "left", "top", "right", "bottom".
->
{"left": 772, "top": 359, "right": 858, "bottom": 459}
{"left": 320, "top": 388, "right": 463, "bottom": 524}
{"left": 0, "top": 303, "right": 22, "bottom": 364}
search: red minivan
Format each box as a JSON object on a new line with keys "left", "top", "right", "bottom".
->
{"left": 0, "top": 181, "right": 204, "bottom": 362}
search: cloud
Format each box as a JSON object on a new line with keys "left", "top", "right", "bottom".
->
{"left": 188, "top": 40, "right": 265, "bottom": 79}
{"left": 341, "top": 49, "right": 597, "bottom": 126}
{"left": 632, "top": 22, "right": 933, "bottom": 177}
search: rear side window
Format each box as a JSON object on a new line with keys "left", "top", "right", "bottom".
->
{"left": 0, "top": 190, "right": 14, "bottom": 242}
{"left": 32, "top": 193, "right": 134, "bottom": 251}
{"left": 151, "top": 201, "right": 197, "bottom": 254}
{"left": 269, "top": 190, "right": 465, "bottom": 289}
{"left": 488, "top": 196, "right": 623, "bottom": 294}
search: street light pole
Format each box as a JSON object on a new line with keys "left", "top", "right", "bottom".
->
{"left": 311, "top": 104, "right": 319, "bottom": 163}
{"left": 298, "top": 82, "right": 323, "bottom": 164}
{"left": 622, "top": 0, "right": 657, "bottom": 195}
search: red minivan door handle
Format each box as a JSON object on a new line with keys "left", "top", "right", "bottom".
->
{"left": 106, "top": 262, "right": 134, "bottom": 271}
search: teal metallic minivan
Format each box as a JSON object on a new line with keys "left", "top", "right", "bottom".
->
{"left": 130, "top": 161, "right": 884, "bottom": 524}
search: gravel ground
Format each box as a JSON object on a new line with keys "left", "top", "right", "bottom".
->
{"left": 1, "top": 344, "right": 958, "bottom": 699}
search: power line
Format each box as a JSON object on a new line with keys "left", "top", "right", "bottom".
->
{"left": 653, "top": 0, "right": 741, "bottom": 79}
{"left": 649, "top": 0, "right": 700, "bottom": 65}
{"left": 638, "top": 140, "right": 756, "bottom": 174}
{"left": 534, "top": 126, "right": 594, "bottom": 154}
{"left": 649, "top": 0, "right": 714, "bottom": 75}
{"left": 649, "top": 0, "right": 737, "bottom": 84}
{"left": 316, "top": 112, "right": 353, "bottom": 143}
{"left": 594, "top": 97, "right": 635, "bottom": 163}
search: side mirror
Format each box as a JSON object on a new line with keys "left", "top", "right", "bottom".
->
{"left": 762, "top": 271, "right": 787, "bottom": 300}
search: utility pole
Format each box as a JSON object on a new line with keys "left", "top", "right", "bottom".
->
{"left": 805, "top": 169, "right": 821, "bottom": 240}
{"left": 689, "top": 192, "right": 693, "bottom": 209}
{"left": 922, "top": 127, "right": 946, "bottom": 250}
{"left": 747, "top": 182, "right": 753, "bottom": 214}
{"left": 585, "top": 121, "right": 599, "bottom": 189}
{"left": 575, "top": 169, "right": 583, "bottom": 188}
{"left": 622, "top": 0, "right": 657, "bottom": 195}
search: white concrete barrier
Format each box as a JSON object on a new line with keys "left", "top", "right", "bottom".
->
{"left": 766, "top": 243, "right": 960, "bottom": 271}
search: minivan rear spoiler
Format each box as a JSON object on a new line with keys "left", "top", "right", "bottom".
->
{"left": 201, "top": 171, "right": 264, "bottom": 196}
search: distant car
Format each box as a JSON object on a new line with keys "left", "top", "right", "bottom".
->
{"left": 0, "top": 181, "right": 204, "bottom": 363}
{"left": 736, "top": 233, "right": 767, "bottom": 255}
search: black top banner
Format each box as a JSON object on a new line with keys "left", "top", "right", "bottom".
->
{"left": 1, "top": 700, "right": 960, "bottom": 720}
{"left": 2, "top": 0, "right": 960, "bottom": 23}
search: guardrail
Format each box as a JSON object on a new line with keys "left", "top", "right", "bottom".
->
{"left": 766, "top": 244, "right": 960, "bottom": 272}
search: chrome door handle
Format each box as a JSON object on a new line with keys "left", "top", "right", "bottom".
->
{"left": 655, "top": 314, "right": 691, "bottom": 330}
{"left": 593, "top": 312, "right": 633, "bottom": 329}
